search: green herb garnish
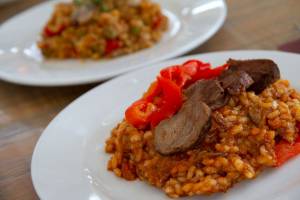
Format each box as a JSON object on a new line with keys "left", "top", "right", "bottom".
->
{"left": 104, "top": 27, "right": 118, "bottom": 39}
{"left": 93, "top": 0, "right": 102, "bottom": 5}
{"left": 100, "top": 3, "right": 110, "bottom": 12}
{"left": 73, "top": 0, "right": 82, "bottom": 6}
{"left": 131, "top": 26, "right": 141, "bottom": 35}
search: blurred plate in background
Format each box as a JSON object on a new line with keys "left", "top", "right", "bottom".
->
{"left": 0, "top": 0, "right": 227, "bottom": 86}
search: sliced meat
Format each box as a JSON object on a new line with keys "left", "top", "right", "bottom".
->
{"left": 184, "top": 79, "right": 229, "bottom": 110}
{"left": 219, "top": 70, "right": 254, "bottom": 95}
{"left": 154, "top": 99, "right": 211, "bottom": 155}
{"left": 226, "top": 59, "right": 280, "bottom": 93}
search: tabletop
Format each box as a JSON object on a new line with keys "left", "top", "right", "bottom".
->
{"left": 0, "top": 0, "right": 299, "bottom": 199}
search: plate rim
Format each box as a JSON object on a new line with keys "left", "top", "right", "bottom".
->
{"left": 0, "top": 0, "right": 227, "bottom": 87}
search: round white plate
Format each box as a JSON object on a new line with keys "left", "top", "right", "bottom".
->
{"left": 31, "top": 50, "right": 300, "bottom": 200}
{"left": 0, "top": 0, "right": 227, "bottom": 86}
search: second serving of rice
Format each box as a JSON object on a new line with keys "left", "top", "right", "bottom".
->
{"left": 39, "top": 0, "right": 168, "bottom": 59}
{"left": 105, "top": 80, "right": 300, "bottom": 198}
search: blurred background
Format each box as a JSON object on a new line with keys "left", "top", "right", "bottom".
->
{"left": 0, "top": 0, "right": 299, "bottom": 200}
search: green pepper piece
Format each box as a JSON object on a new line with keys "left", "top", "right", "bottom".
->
{"left": 104, "top": 27, "right": 118, "bottom": 39}
{"left": 100, "top": 3, "right": 110, "bottom": 12}
{"left": 73, "top": 0, "right": 82, "bottom": 6}
{"left": 93, "top": 0, "right": 102, "bottom": 5}
{"left": 131, "top": 26, "right": 141, "bottom": 35}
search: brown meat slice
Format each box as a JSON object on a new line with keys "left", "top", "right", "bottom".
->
{"left": 154, "top": 99, "right": 211, "bottom": 155}
{"left": 226, "top": 59, "right": 280, "bottom": 93}
{"left": 184, "top": 79, "right": 229, "bottom": 110}
{"left": 219, "top": 70, "right": 254, "bottom": 95}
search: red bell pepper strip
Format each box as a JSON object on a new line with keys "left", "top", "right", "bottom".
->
{"left": 150, "top": 76, "right": 183, "bottom": 127}
{"left": 181, "top": 60, "right": 211, "bottom": 86}
{"left": 192, "top": 64, "right": 228, "bottom": 81}
{"left": 275, "top": 123, "right": 300, "bottom": 167}
{"left": 142, "top": 81, "right": 162, "bottom": 102}
{"left": 160, "top": 65, "right": 189, "bottom": 88}
{"left": 181, "top": 60, "right": 210, "bottom": 76}
{"left": 160, "top": 61, "right": 227, "bottom": 89}
{"left": 152, "top": 14, "right": 163, "bottom": 29}
{"left": 105, "top": 39, "right": 120, "bottom": 55}
{"left": 43, "top": 24, "right": 65, "bottom": 37}
{"left": 206, "top": 64, "right": 229, "bottom": 78}
{"left": 125, "top": 100, "right": 157, "bottom": 129}
{"left": 275, "top": 135, "right": 300, "bottom": 167}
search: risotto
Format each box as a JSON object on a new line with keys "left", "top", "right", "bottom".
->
{"left": 105, "top": 59, "right": 300, "bottom": 198}
{"left": 38, "top": 0, "right": 168, "bottom": 59}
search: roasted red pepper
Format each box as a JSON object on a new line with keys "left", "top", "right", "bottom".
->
{"left": 160, "top": 65, "right": 189, "bottom": 88}
{"left": 152, "top": 14, "right": 163, "bottom": 29}
{"left": 150, "top": 77, "right": 183, "bottom": 127}
{"left": 181, "top": 60, "right": 210, "bottom": 77}
{"left": 125, "top": 100, "right": 156, "bottom": 129}
{"left": 192, "top": 64, "right": 228, "bottom": 81}
{"left": 275, "top": 123, "right": 300, "bottom": 167}
{"left": 205, "top": 64, "right": 228, "bottom": 78}
{"left": 181, "top": 60, "right": 211, "bottom": 86}
{"left": 43, "top": 24, "right": 65, "bottom": 37}
{"left": 142, "top": 81, "right": 161, "bottom": 102}
{"left": 105, "top": 39, "right": 120, "bottom": 55}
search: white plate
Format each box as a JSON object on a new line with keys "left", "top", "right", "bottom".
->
{"left": 31, "top": 50, "right": 300, "bottom": 200}
{"left": 0, "top": 0, "right": 227, "bottom": 86}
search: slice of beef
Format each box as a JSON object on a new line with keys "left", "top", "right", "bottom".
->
{"left": 225, "top": 59, "right": 280, "bottom": 93}
{"left": 184, "top": 79, "right": 229, "bottom": 110}
{"left": 154, "top": 99, "right": 211, "bottom": 155}
{"left": 218, "top": 70, "right": 254, "bottom": 95}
